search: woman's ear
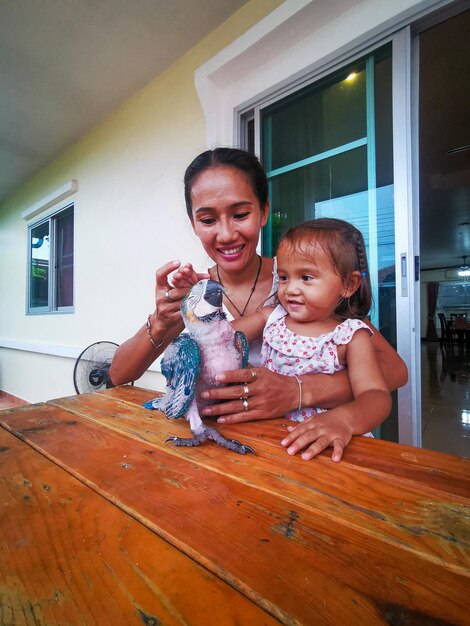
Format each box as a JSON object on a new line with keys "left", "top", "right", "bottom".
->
{"left": 260, "top": 201, "right": 270, "bottom": 227}
{"left": 343, "top": 271, "right": 362, "bottom": 297}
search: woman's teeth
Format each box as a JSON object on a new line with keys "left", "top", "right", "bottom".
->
{"left": 220, "top": 245, "right": 243, "bottom": 255}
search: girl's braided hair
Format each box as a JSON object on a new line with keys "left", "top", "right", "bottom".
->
{"left": 279, "top": 218, "right": 372, "bottom": 319}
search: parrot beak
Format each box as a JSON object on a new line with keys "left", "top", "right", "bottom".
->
{"left": 204, "top": 279, "right": 225, "bottom": 308}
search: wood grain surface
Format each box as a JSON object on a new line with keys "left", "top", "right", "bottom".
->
{"left": 1, "top": 386, "right": 469, "bottom": 625}
{"left": 0, "top": 428, "right": 278, "bottom": 626}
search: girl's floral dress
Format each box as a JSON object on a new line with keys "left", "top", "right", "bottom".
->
{"left": 260, "top": 304, "right": 373, "bottom": 434}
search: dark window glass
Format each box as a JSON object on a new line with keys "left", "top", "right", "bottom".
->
{"left": 56, "top": 210, "right": 74, "bottom": 307}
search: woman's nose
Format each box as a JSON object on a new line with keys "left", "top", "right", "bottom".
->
{"left": 216, "top": 219, "right": 234, "bottom": 242}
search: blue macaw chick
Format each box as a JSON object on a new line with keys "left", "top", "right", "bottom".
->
{"left": 144, "top": 279, "right": 254, "bottom": 454}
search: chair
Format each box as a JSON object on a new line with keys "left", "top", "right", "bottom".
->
{"left": 438, "top": 313, "right": 451, "bottom": 344}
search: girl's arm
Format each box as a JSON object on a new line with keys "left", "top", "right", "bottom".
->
{"left": 280, "top": 330, "right": 391, "bottom": 462}
{"left": 231, "top": 308, "right": 273, "bottom": 343}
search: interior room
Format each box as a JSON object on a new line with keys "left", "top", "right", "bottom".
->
{"left": 419, "top": 8, "right": 470, "bottom": 457}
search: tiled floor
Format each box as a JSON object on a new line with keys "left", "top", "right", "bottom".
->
{"left": 421, "top": 340, "right": 470, "bottom": 458}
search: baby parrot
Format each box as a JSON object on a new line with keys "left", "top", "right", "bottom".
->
{"left": 144, "top": 279, "right": 254, "bottom": 454}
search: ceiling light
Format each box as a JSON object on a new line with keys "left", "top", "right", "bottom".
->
{"left": 457, "top": 256, "right": 470, "bottom": 277}
{"left": 345, "top": 72, "right": 357, "bottom": 82}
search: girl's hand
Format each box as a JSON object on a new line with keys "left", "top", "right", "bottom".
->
{"left": 280, "top": 410, "right": 354, "bottom": 462}
{"left": 200, "top": 367, "right": 299, "bottom": 423}
{"left": 171, "top": 262, "right": 209, "bottom": 290}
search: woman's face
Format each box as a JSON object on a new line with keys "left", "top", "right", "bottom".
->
{"left": 190, "top": 166, "right": 269, "bottom": 274}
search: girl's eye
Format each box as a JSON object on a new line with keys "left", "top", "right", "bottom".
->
{"left": 278, "top": 274, "right": 288, "bottom": 282}
{"left": 302, "top": 275, "right": 314, "bottom": 281}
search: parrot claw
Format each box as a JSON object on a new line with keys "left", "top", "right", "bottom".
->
{"left": 230, "top": 440, "right": 255, "bottom": 454}
{"left": 165, "top": 427, "right": 255, "bottom": 455}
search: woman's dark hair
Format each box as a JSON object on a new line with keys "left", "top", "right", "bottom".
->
{"left": 184, "top": 148, "right": 268, "bottom": 219}
{"left": 279, "top": 218, "right": 372, "bottom": 319}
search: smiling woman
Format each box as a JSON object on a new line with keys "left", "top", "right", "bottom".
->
{"left": 109, "top": 148, "right": 407, "bottom": 460}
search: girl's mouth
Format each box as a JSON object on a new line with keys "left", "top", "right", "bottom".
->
{"left": 287, "top": 299, "right": 303, "bottom": 308}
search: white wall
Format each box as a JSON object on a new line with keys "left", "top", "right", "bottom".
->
{"left": 0, "top": 0, "right": 282, "bottom": 402}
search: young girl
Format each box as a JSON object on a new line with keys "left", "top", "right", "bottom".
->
{"left": 232, "top": 218, "right": 392, "bottom": 463}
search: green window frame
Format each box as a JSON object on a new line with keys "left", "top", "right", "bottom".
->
{"left": 256, "top": 44, "right": 394, "bottom": 335}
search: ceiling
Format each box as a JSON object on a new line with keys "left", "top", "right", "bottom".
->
{"left": 0, "top": 0, "right": 248, "bottom": 202}
{"left": 1, "top": 1, "right": 468, "bottom": 272}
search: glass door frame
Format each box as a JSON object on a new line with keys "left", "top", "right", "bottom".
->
{"left": 243, "top": 28, "right": 420, "bottom": 446}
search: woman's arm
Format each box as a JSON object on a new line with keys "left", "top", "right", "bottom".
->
{"left": 200, "top": 321, "right": 407, "bottom": 423}
{"left": 366, "top": 320, "right": 408, "bottom": 391}
{"left": 200, "top": 366, "right": 354, "bottom": 423}
{"left": 109, "top": 261, "right": 208, "bottom": 386}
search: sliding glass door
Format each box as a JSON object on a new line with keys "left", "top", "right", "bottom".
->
{"left": 246, "top": 41, "right": 416, "bottom": 443}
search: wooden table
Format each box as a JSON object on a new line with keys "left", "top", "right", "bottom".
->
{"left": 1, "top": 386, "right": 469, "bottom": 625}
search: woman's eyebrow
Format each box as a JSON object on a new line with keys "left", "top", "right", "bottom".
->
{"left": 229, "top": 201, "right": 252, "bottom": 209}
{"left": 194, "top": 200, "right": 252, "bottom": 213}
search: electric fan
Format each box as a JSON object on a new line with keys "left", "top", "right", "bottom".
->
{"left": 73, "top": 341, "right": 132, "bottom": 394}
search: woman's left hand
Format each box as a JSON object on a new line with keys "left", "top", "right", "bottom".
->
{"left": 280, "top": 409, "right": 353, "bottom": 462}
{"left": 200, "top": 367, "right": 298, "bottom": 423}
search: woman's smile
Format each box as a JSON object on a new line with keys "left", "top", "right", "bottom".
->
{"left": 218, "top": 244, "right": 245, "bottom": 257}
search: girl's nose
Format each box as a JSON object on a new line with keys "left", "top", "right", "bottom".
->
{"left": 285, "top": 280, "right": 300, "bottom": 295}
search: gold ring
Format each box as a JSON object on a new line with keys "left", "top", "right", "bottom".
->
{"left": 250, "top": 369, "right": 258, "bottom": 380}
{"left": 243, "top": 385, "right": 249, "bottom": 395}
{"left": 242, "top": 398, "right": 249, "bottom": 412}
{"left": 165, "top": 289, "right": 174, "bottom": 302}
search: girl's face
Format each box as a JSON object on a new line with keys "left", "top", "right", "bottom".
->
{"left": 190, "top": 166, "right": 269, "bottom": 274}
{"left": 276, "top": 240, "right": 359, "bottom": 324}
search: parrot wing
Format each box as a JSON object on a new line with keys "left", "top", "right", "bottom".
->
{"left": 144, "top": 334, "right": 201, "bottom": 418}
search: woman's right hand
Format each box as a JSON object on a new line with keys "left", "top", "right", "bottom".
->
{"left": 152, "top": 261, "right": 209, "bottom": 335}
{"left": 109, "top": 261, "right": 208, "bottom": 386}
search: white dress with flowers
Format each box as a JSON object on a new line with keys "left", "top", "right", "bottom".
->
{"left": 260, "top": 304, "right": 373, "bottom": 424}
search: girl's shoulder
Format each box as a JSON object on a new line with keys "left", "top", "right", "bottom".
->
{"left": 265, "top": 303, "right": 287, "bottom": 325}
{"left": 333, "top": 318, "right": 373, "bottom": 345}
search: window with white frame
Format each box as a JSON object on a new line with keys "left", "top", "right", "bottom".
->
{"left": 28, "top": 205, "right": 74, "bottom": 313}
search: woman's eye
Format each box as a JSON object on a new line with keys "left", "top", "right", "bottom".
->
{"left": 233, "top": 212, "right": 249, "bottom": 220}
{"left": 200, "top": 217, "right": 215, "bottom": 225}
